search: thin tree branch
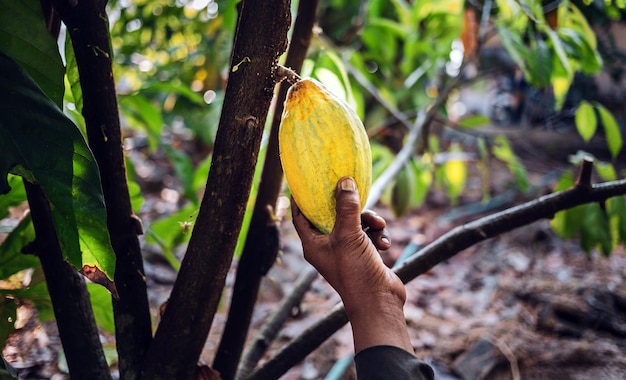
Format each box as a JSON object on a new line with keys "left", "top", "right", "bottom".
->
{"left": 49, "top": 1, "right": 153, "bottom": 377}
{"left": 212, "top": 1, "right": 318, "bottom": 378}
{"left": 141, "top": 0, "right": 291, "bottom": 378}
{"left": 236, "top": 266, "right": 318, "bottom": 380}
{"left": 24, "top": 182, "right": 112, "bottom": 380}
{"left": 248, "top": 173, "right": 626, "bottom": 379}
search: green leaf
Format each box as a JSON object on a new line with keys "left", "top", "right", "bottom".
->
{"left": 64, "top": 35, "right": 83, "bottom": 115}
{"left": 492, "top": 136, "right": 529, "bottom": 192}
{"left": 87, "top": 283, "right": 115, "bottom": 333}
{"left": 118, "top": 94, "right": 164, "bottom": 150}
{"left": 0, "top": 0, "right": 64, "bottom": 107}
{"left": 457, "top": 114, "right": 490, "bottom": 129}
{"left": 4, "top": 278, "right": 54, "bottom": 322}
{"left": 410, "top": 157, "right": 433, "bottom": 207}
{"left": 595, "top": 104, "right": 623, "bottom": 158}
{"left": 390, "top": 162, "right": 415, "bottom": 218}
{"left": 496, "top": 25, "right": 532, "bottom": 79}
{"left": 550, "top": 173, "right": 584, "bottom": 238}
{"left": 574, "top": 101, "right": 597, "bottom": 142}
{"left": 0, "top": 52, "right": 115, "bottom": 286}
{"left": 0, "top": 175, "right": 26, "bottom": 220}
{"left": 608, "top": 196, "right": 626, "bottom": 244}
{"left": 580, "top": 203, "right": 612, "bottom": 256}
{"left": 0, "top": 215, "right": 38, "bottom": 279}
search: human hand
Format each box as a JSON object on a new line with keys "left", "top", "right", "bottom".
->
{"left": 291, "top": 177, "right": 413, "bottom": 353}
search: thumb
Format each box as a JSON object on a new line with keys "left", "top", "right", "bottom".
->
{"left": 331, "top": 177, "right": 363, "bottom": 239}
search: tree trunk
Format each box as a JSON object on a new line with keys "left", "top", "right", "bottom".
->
{"left": 140, "top": 0, "right": 291, "bottom": 378}
{"left": 24, "top": 182, "right": 112, "bottom": 380}
{"left": 49, "top": 1, "right": 153, "bottom": 378}
{"left": 212, "top": 1, "right": 318, "bottom": 379}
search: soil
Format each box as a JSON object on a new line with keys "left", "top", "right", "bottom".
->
{"left": 2, "top": 126, "right": 626, "bottom": 379}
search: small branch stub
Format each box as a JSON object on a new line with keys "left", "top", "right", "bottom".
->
{"left": 575, "top": 155, "right": 594, "bottom": 189}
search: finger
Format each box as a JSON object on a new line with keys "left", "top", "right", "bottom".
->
{"left": 291, "top": 197, "right": 319, "bottom": 244}
{"left": 367, "top": 227, "right": 391, "bottom": 251}
{"left": 361, "top": 210, "right": 386, "bottom": 231}
{"left": 331, "top": 177, "right": 363, "bottom": 239}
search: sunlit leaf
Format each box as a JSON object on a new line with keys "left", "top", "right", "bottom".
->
{"left": 87, "top": 283, "right": 115, "bottom": 333}
{"left": 457, "top": 114, "right": 490, "bottom": 129}
{"left": 595, "top": 104, "right": 623, "bottom": 158}
{"left": 0, "top": 52, "right": 115, "bottom": 286}
{"left": 595, "top": 161, "right": 617, "bottom": 182}
{"left": 574, "top": 101, "right": 597, "bottom": 142}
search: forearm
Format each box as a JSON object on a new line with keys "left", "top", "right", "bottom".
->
{"left": 344, "top": 290, "right": 414, "bottom": 354}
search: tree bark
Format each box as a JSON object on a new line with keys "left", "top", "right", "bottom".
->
{"left": 49, "top": 1, "right": 153, "bottom": 378}
{"left": 249, "top": 176, "right": 626, "bottom": 379}
{"left": 24, "top": 182, "right": 111, "bottom": 380}
{"left": 212, "top": 1, "right": 318, "bottom": 378}
{"left": 140, "top": 0, "right": 291, "bottom": 378}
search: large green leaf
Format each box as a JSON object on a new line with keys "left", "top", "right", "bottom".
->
{"left": 0, "top": 52, "right": 115, "bottom": 288}
{"left": 0, "top": 0, "right": 64, "bottom": 107}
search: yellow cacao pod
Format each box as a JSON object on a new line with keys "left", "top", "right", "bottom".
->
{"left": 279, "top": 78, "right": 372, "bottom": 234}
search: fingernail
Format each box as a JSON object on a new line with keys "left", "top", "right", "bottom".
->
{"left": 340, "top": 177, "right": 356, "bottom": 192}
{"left": 381, "top": 236, "right": 390, "bottom": 245}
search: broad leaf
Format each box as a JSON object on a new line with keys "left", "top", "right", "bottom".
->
{"left": 595, "top": 104, "right": 623, "bottom": 159}
{"left": 0, "top": 0, "right": 64, "bottom": 107}
{"left": 0, "top": 52, "right": 116, "bottom": 289}
{"left": 574, "top": 101, "right": 597, "bottom": 142}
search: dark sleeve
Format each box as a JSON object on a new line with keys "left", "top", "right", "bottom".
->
{"left": 354, "top": 345, "right": 434, "bottom": 380}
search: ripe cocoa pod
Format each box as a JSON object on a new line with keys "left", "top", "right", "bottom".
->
{"left": 279, "top": 78, "right": 372, "bottom": 234}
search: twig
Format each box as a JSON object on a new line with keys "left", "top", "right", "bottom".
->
{"left": 248, "top": 174, "right": 626, "bottom": 379}
{"left": 236, "top": 266, "right": 318, "bottom": 380}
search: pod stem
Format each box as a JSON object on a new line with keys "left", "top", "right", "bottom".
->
{"left": 275, "top": 64, "right": 301, "bottom": 85}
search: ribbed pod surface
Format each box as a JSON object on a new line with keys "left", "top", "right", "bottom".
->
{"left": 279, "top": 78, "right": 372, "bottom": 234}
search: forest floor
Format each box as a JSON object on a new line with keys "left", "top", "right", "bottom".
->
{"left": 3, "top": 126, "right": 626, "bottom": 380}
